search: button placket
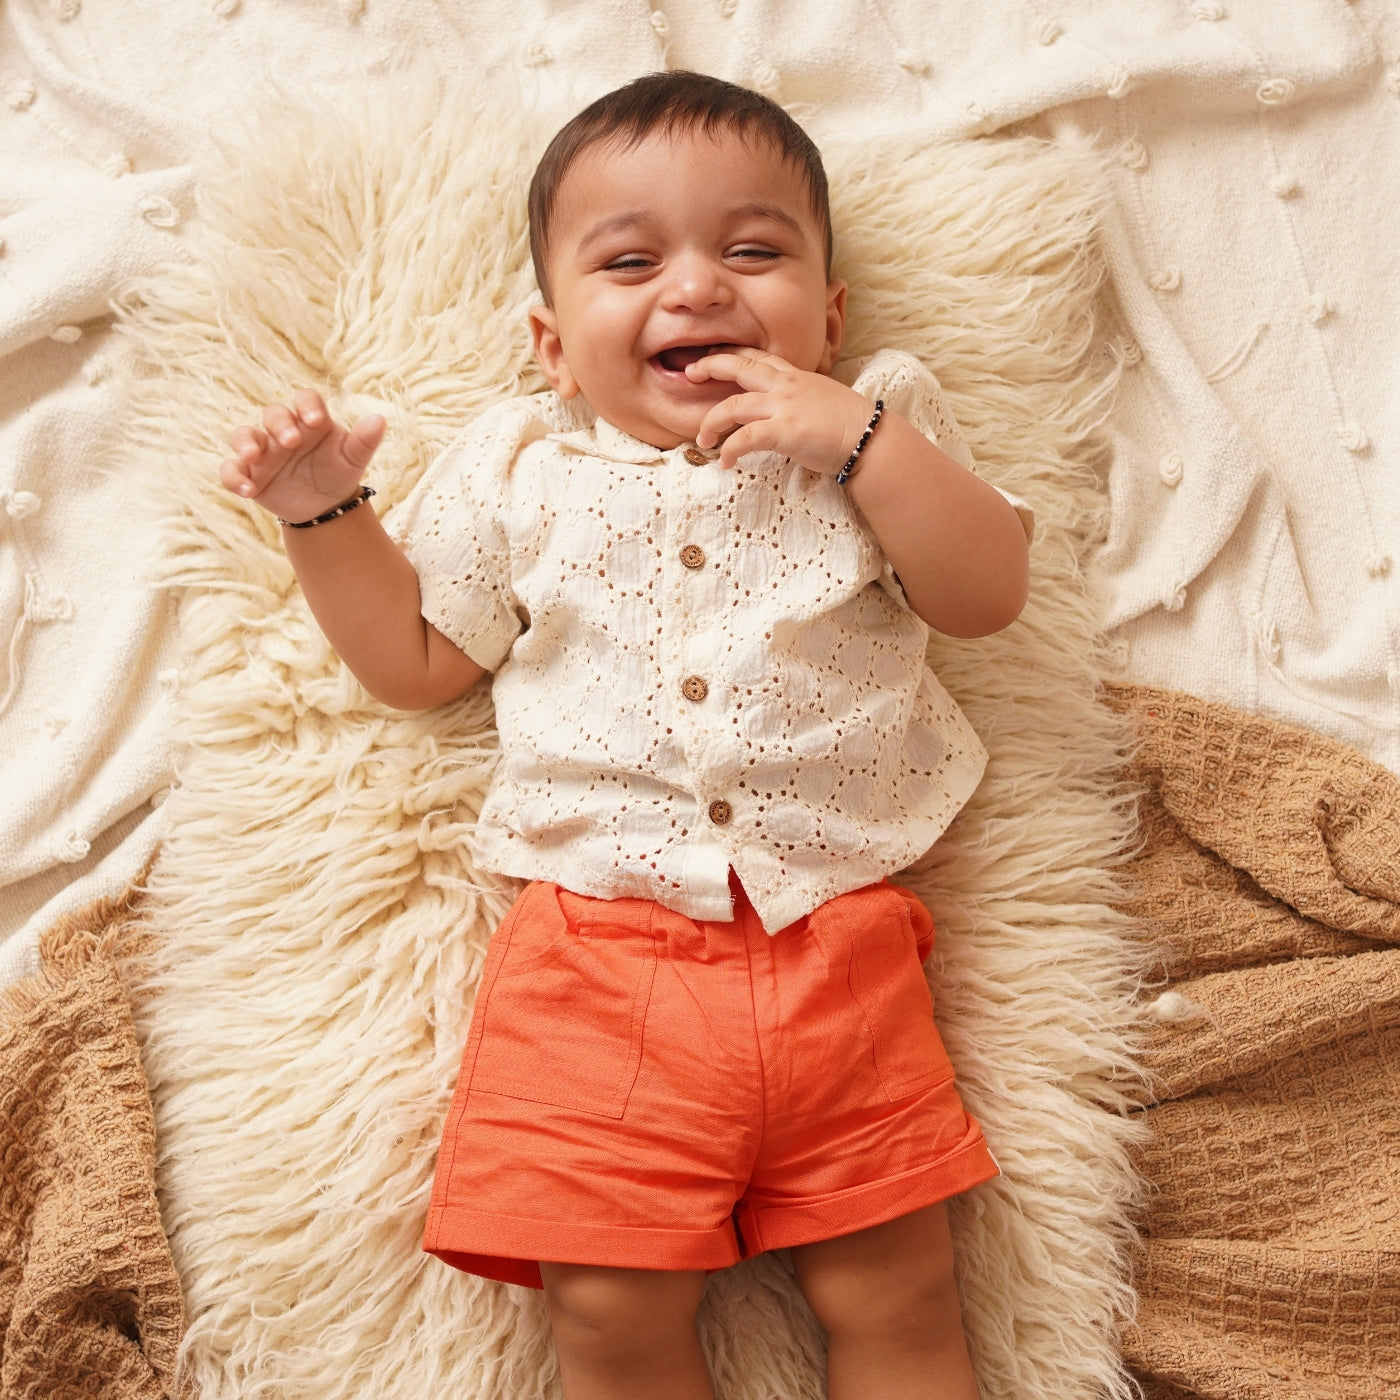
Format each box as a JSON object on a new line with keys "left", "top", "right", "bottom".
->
{"left": 660, "top": 444, "right": 742, "bottom": 834}
{"left": 666, "top": 450, "right": 724, "bottom": 713}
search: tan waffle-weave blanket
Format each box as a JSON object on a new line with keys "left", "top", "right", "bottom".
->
{"left": 1110, "top": 685, "right": 1400, "bottom": 1399}
{"left": 0, "top": 892, "right": 183, "bottom": 1399}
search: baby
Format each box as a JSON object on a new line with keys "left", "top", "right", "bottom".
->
{"left": 221, "top": 71, "right": 1031, "bottom": 1400}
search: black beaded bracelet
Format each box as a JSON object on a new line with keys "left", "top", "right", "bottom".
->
{"left": 279, "top": 485, "right": 376, "bottom": 529}
{"left": 835, "top": 400, "right": 884, "bottom": 486}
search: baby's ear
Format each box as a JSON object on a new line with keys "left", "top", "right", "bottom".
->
{"left": 529, "top": 305, "right": 581, "bottom": 399}
{"left": 819, "top": 278, "right": 848, "bottom": 375}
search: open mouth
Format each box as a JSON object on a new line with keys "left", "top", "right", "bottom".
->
{"left": 651, "top": 344, "right": 737, "bottom": 373}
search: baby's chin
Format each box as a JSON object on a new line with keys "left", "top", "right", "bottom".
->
{"left": 625, "top": 420, "right": 705, "bottom": 450}
{"left": 585, "top": 396, "right": 725, "bottom": 451}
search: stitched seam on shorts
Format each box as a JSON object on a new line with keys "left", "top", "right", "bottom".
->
{"left": 847, "top": 896, "right": 946, "bottom": 1101}
{"left": 618, "top": 899, "right": 660, "bottom": 1115}
{"left": 469, "top": 892, "right": 658, "bottom": 1118}
{"left": 428, "top": 1210, "right": 744, "bottom": 1275}
{"left": 742, "top": 1129, "right": 996, "bottom": 1227}
{"left": 435, "top": 887, "right": 530, "bottom": 1212}
{"left": 741, "top": 896, "right": 770, "bottom": 1187}
{"left": 436, "top": 1206, "right": 736, "bottom": 1240}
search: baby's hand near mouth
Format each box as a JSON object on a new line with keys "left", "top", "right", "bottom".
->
{"left": 688, "top": 349, "right": 876, "bottom": 476}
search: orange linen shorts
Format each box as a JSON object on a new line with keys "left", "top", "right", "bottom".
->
{"left": 422, "top": 874, "right": 998, "bottom": 1289}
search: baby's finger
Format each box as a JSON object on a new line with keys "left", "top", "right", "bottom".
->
{"left": 229, "top": 425, "right": 268, "bottom": 462}
{"left": 262, "top": 402, "right": 301, "bottom": 448}
{"left": 717, "top": 420, "right": 780, "bottom": 469}
{"left": 219, "top": 457, "right": 257, "bottom": 498}
{"left": 343, "top": 414, "right": 387, "bottom": 471}
{"left": 695, "top": 392, "right": 768, "bottom": 450}
{"left": 687, "top": 349, "right": 785, "bottom": 390}
{"left": 291, "top": 388, "right": 329, "bottom": 427}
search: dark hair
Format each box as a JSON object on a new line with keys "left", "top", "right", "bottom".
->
{"left": 528, "top": 70, "right": 832, "bottom": 303}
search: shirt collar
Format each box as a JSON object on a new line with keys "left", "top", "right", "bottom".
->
{"left": 548, "top": 415, "right": 720, "bottom": 467}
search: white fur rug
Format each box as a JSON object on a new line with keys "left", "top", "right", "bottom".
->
{"left": 115, "top": 98, "right": 1146, "bottom": 1400}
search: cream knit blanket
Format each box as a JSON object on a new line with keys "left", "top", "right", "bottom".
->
{"left": 113, "top": 99, "right": 1145, "bottom": 1399}
{"left": 8, "top": 0, "right": 1399, "bottom": 998}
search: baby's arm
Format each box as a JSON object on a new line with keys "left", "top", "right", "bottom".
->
{"left": 690, "top": 351, "right": 1029, "bottom": 638}
{"left": 221, "top": 392, "right": 487, "bottom": 709}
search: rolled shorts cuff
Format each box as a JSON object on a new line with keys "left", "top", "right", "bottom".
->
{"left": 424, "top": 1206, "right": 744, "bottom": 1290}
{"left": 735, "top": 1125, "right": 999, "bottom": 1257}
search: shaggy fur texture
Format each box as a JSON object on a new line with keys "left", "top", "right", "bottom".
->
{"left": 114, "top": 99, "right": 1146, "bottom": 1399}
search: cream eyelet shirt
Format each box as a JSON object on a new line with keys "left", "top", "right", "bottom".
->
{"left": 391, "top": 349, "right": 1033, "bottom": 933}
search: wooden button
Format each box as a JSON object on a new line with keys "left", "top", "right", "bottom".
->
{"left": 708, "top": 799, "right": 732, "bottom": 825}
{"left": 681, "top": 675, "right": 709, "bottom": 702}
{"left": 680, "top": 544, "right": 705, "bottom": 569}
{"left": 683, "top": 447, "right": 708, "bottom": 466}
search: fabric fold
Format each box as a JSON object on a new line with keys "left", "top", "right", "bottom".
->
{"left": 0, "top": 888, "right": 183, "bottom": 1400}
{"left": 1110, "top": 684, "right": 1400, "bottom": 1399}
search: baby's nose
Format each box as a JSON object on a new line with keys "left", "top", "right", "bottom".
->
{"left": 661, "top": 254, "right": 733, "bottom": 310}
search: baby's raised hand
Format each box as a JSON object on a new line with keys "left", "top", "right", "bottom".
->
{"left": 688, "top": 350, "right": 873, "bottom": 475}
{"left": 220, "top": 390, "right": 385, "bottom": 524}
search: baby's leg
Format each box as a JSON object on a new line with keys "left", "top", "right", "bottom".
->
{"left": 540, "top": 1263, "right": 713, "bottom": 1400}
{"left": 790, "top": 1202, "right": 981, "bottom": 1400}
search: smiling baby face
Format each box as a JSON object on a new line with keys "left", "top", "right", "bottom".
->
{"left": 529, "top": 124, "right": 846, "bottom": 450}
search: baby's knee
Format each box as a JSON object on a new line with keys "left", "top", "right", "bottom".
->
{"left": 798, "top": 1250, "right": 964, "bottom": 1346}
{"left": 542, "top": 1263, "right": 706, "bottom": 1355}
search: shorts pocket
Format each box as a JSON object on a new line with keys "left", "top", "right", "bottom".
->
{"left": 465, "top": 884, "right": 657, "bottom": 1119}
{"left": 816, "top": 885, "right": 952, "bottom": 1102}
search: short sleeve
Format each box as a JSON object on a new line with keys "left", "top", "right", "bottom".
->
{"left": 838, "top": 348, "right": 1035, "bottom": 544}
{"left": 386, "top": 394, "right": 561, "bottom": 672}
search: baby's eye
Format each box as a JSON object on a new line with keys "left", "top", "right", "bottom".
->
{"left": 605, "top": 256, "right": 654, "bottom": 271}
{"left": 728, "top": 247, "right": 781, "bottom": 262}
